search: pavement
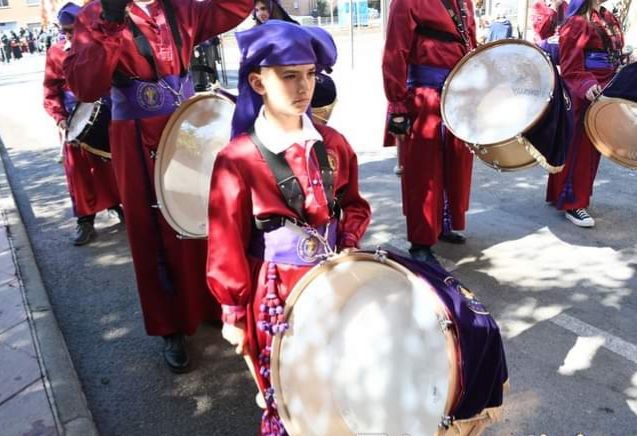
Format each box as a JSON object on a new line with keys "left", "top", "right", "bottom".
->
{"left": 0, "top": 31, "right": 636, "bottom": 436}
{"left": 0, "top": 88, "right": 97, "bottom": 435}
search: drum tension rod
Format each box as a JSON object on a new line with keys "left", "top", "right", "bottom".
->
{"left": 439, "top": 415, "right": 454, "bottom": 429}
{"left": 437, "top": 316, "right": 454, "bottom": 332}
{"left": 374, "top": 246, "right": 388, "bottom": 262}
{"left": 149, "top": 150, "right": 158, "bottom": 160}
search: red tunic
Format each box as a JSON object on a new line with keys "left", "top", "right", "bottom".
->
{"left": 382, "top": 0, "right": 477, "bottom": 246}
{"left": 206, "top": 125, "right": 371, "bottom": 432}
{"left": 43, "top": 41, "right": 120, "bottom": 218}
{"left": 532, "top": 0, "right": 568, "bottom": 42}
{"left": 546, "top": 10, "right": 623, "bottom": 210}
{"left": 63, "top": 0, "right": 252, "bottom": 336}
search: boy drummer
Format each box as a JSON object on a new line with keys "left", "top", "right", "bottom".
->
{"left": 206, "top": 20, "right": 371, "bottom": 434}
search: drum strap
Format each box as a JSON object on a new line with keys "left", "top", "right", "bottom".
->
{"left": 249, "top": 130, "right": 338, "bottom": 228}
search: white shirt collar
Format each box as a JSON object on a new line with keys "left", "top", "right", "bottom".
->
{"left": 253, "top": 106, "right": 323, "bottom": 154}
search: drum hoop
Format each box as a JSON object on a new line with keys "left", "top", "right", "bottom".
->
{"left": 67, "top": 101, "right": 101, "bottom": 143}
{"left": 440, "top": 39, "right": 556, "bottom": 146}
{"left": 585, "top": 96, "right": 637, "bottom": 170}
{"left": 154, "top": 92, "right": 234, "bottom": 238}
{"left": 270, "top": 251, "right": 461, "bottom": 435}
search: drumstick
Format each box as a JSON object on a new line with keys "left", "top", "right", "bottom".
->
{"left": 243, "top": 354, "right": 267, "bottom": 409}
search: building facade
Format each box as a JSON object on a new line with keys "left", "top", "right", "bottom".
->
{"left": 0, "top": 0, "right": 42, "bottom": 32}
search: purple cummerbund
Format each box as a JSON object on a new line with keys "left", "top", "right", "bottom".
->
{"left": 110, "top": 74, "right": 194, "bottom": 121}
{"left": 63, "top": 90, "right": 77, "bottom": 115}
{"left": 407, "top": 64, "right": 451, "bottom": 90}
{"left": 585, "top": 51, "right": 615, "bottom": 70}
{"left": 249, "top": 218, "right": 338, "bottom": 266}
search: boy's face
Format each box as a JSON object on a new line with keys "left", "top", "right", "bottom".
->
{"left": 249, "top": 64, "right": 317, "bottom": 118}
{"left": 254, "top": 2, "right": 270, "bottom": 23}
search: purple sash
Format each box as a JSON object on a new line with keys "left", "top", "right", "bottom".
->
{"left": 110, "top": 74, "right": 194, "bottom": 121}
{"left": 539, "top": 40, "right": 560, "bottom": 65}
{"left": 63, "top": 90, "right": 77, "bottom": 115}
{"left": 407, "top": 64, "right": 451, "bottom": 90}
{"left": 585, "top": 51, "right": 614, "bottom": 70}
{"left": 249, "top": 219, "right": 338, "bottom": 266}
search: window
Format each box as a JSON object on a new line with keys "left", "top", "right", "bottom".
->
{"left": 26, "top": 0, "right": 39, "bottom": 5}
{"left": 0, "top": 0, "right": 9, "bottom": 8}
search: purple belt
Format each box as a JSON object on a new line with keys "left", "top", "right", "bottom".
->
{"left": 249, "top": 218, "right": 338, "bottom": 266}
{"left": 585, "top": 51, "right": 615, "bottom": 70}
{"left": 110, "top": 74, "right": 194, "bottom": 121}
{"left": 539, "top": 40, "right": 560, "bottom": 65}
{"left": 407, "top": 64, "right": 451, "bottom": 90}
{"left": 63, "top": 90, "right": 77, "bottom": 115}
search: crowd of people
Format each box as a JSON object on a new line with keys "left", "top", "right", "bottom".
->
{"left": 38, "top": 0, "right": 631, "bottom": 434}
{"left": 0, "top": 27, "right": 61, "bottom": 63}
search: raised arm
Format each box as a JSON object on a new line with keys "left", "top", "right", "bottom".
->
{"left": 191, "top": 0, "right": 253, "bottom": 45}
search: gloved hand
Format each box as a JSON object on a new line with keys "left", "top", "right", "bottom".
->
{"left": 101, "top": 0, "right": 131, "bottom": 23}
{"left": 388, "top": 113, "right": 410, "bottom": 135}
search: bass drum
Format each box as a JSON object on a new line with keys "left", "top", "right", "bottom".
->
{"left": 585, "top": 62, "right": 637, "bottom": 169}
{"left": 441, "top": 39, "right": 572, "bottom": 173}
{"left": 270, "top": 250, "right": 507, "bottom": 436}
{"left": 154, "top": 89, "right": 235, "bottom": 238}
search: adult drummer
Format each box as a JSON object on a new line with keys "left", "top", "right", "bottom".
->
{"left": 382, "top": 0, "right": 477, "bottom": 263}
{"left": 43, "top": 2, "right": 122, "bottom": 246}
{"left": 63, "top": 0, "right": 252, "bottom": 372}
{"left": 545, "top": 0, "right": 624, "bottom": 227}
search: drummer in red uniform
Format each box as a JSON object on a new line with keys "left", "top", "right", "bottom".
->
{"left": 63, "top": 0, "right": 252, "bottom": 372}
{"left": 545, "top": 0, "right": 624, "bottom": 227}
{"left": 532, "top": 0, "right": 568, "bottom": 63}
{"left": 382, "top": 0, "right": 477, "bottom": 263}
{"left": 206, "top": 21, "right": 371, "bottom": 434}
{"left": 43, "top": 2, "right": 122, "bottom": 246}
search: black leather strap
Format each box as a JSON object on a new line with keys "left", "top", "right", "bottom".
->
{"left": 415, "top": 24, "right": 464, "bottom": 44}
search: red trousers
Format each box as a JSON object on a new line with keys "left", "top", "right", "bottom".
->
{"left": 63, "top": 143, "right": 120, "bottom": 218}
{"left": 398, "top": 87, "right": 473, "bottom": 246}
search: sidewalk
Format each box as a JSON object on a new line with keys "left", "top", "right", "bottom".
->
{"left": 0, "top": 144, "right": 97, "bottom": 436}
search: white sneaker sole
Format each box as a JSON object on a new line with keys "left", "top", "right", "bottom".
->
{"left": 565, "top": 212, "right": 595, "bottom": 228}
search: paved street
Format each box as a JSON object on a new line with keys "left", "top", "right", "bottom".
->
{"left": 0, "top": 29, "right": 635, "bottom": 436}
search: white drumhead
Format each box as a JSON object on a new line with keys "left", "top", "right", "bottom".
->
{"left": 154, "top": 92, "right": 234, "bottom": 238}
{"left": 272, "top": 254, "right": 451, "bottom": 436}
{"left": 441, "top": 40, "right": 555, "bottom": 145}
{"left": 67, "top": 102, "right": 96, "bottom": 142}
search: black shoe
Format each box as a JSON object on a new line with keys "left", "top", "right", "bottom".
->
{"left": 73, "top": 221, "right": 96, "bottom": 246}
{"left": 439, "top": 231, "right": 466, "bottom": 244}
{"left": 108, "top": 205, "right": 125, "bottom": 224}
{"left": 163, "top": 334, "right": 190, "bottom": 374}
{"left": 408, "top": 244, "right": 439, "bottom": 264}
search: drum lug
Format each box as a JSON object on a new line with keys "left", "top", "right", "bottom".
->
{"left": 437, "top": 316, "right": 453, "bottom": 332}
{"left": 439, "top": 415, "right": 454, "bottom": 429}
{"left": 374, "top": 246, "right": 388, "bottom": 262}
{"left": 474, "top": 143, "right": 487, "bottom": 155}
{"left": 151, "top": 202, "right": 162, "bottom": 209}
{"left": 492, "top": 160, "right": 502, "bottom": 172}
{"left": 150, "top": 150, "right": 158, "bottom": 160}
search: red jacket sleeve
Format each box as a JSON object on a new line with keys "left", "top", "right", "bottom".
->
{"left": 333, "top": 134, "right": 371, "bottom": 249}
{"left": 206, "top": 149, "right": 254, "bottom": 311}
{"left": 382, "top": 0, "right": 417, "bottom": 114}
{"left": 63, "top": 4, "right": 127, "bottom": 102}
{"left": 190, "top": 0, "right": 252, "bottom": 45}
{"left": 532, "top": 1, "right": 558, "bottom": 40}
{"left": 559, "top": 17, "right": 599, "bottom": 100}
{"left": 43, "top": 44, "right": 68, "bottom": 124}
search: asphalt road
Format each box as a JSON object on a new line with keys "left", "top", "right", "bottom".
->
{"left": 0, "top": 30, "right": 636, "bottom": 436}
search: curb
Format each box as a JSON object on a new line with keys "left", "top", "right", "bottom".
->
{"left": 0, "top": 138, "right": 98, "bottom": 436}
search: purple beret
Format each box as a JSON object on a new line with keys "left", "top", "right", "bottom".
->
{"left": 57, "top": 2, "right": 82, "bottom": 26}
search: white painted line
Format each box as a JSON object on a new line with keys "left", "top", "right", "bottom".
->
{"left": 550, "top": 313, "right": 637, "bottom": 365}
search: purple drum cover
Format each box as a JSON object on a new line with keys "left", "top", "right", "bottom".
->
{"left": 388, "top": 252, "right": 508, "bottom": 420}
{"left": 525, "top": 62, "right": 573, "bottom": 170}
{"left": 603, "top": 62, "right": 637, "bottom": 103}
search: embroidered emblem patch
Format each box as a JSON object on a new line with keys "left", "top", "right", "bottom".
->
{"left": 137, "top": 82, "right": 164, "bottom": 111}
{"left": 327, "top": 150, "right": 338, "bottom": 173}
{"left": 297, "top": 235, "right": 320, "bottom": 263}
{"left": 444, "top": 277, "right": 489, "bottom": 315}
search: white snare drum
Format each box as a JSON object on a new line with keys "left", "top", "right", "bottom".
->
{"left": 154, "top": 90, "right": 235, "bottom": 238}
{"left": 270, "top": 251, "right": 461, "bottom": 436}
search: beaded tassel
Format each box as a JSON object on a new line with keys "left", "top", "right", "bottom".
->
{"left": 442, "top": 190, "right": 453, "bottom": 235}
{"left": 256, "top": 262, "right": 289, "bottom": 436}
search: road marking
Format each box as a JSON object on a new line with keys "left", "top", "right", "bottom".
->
{"left": 550, "top": 313, "right": 637, "bottom": 365}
